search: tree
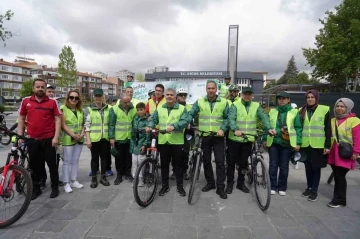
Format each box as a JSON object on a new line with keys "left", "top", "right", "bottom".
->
{"left": 57, "top": 45, "right": 78, "bottom": 88}
{"left": 303, "top": 0, "right": 360, "bottom": 92}
{"left": 135, "top": 72, "right": 145, "bottom": 82}
{"left": 0, "top": 10, "right": 14, "bottom": 46}
{"left": 287, "top": 71, "right": 320, "bottom": 84}
{"left": 277, "top": 56, "right": 299, "bottom": 84}
{"left": 20, "top": 79, "right": 34, "bottom": 98}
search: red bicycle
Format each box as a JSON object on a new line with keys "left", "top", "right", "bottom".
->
{"left": 0, "top": 119, "right": 33, "bottom": 228}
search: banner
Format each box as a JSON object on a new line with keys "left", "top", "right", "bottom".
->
{"left": 126, "top": 80, "right": 218, "bottom": 104}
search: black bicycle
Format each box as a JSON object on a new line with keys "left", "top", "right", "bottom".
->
{"left": 188, "top": 129, "right": 221, "bottom": 204}
{"left": 0, "top": 113, "right": 15, "bottom": 146}
{"left": 133, "top": 129, "right": 168, "bottom": 207}
{"left": 237, "top": 130, "right": 271, "bottom": 211}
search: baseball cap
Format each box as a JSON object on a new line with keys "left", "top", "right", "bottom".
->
{"left": 93, "top": 88, "right": 104, "bottom": 96}
{"left": 277, "top": 91, "right": 290, "bottom": 98}
{"left": 224, "top": 74, "right": 231, "bottom": 79}
{"left": 242, "top": 87, "right": 254, "bottom": 93}
{"left": 47, "top": 84, "right": 56, "bottom": 89}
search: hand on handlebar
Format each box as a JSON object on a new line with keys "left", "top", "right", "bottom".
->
{"left": 166, "top": 126, "right": 174, "bottom": 133}
{"left": 268, "top": 129, "right": 276, "bottom": 136}
{"left": 234, "top": 130, "right": 244, "bottom": 137}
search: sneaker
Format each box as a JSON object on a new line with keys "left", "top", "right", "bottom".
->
{"left": 279, "top": 191, "right": 286, "bottom": 196}
{"left": 99, "top": 176, "right": 110, "bottom": 186}
{"left": 159, "top": 186, "right": 170, "bottom": 196}
{"left": 105, "top": 169, "right": 114, "bottom": 177}
{"left": 64, "top": 183, "right": 73, "bottom": 193}
{"left": 302, "top": 188, "right": 312, "bottom": 197}
{"left": 50, "top": 189, "right": 59, "bottom": 198}
{"left": 236, "top": 184, "right": 250, "bottom": 193}
{"left": 177, "top": 186, "right": 186, "bottom": 197}
{"left": 308, "top": 191, "right": 318, "bottom": 202}
{"left": 170, "top": 172, "right": 176, "bottom": 180}
{"left": 327, "top": 201, "right": 345, "bottom": 208}
{"left": 31, "top": 190, "right": 42, "bottom": 200}
{"left": 90, "top": 176, "right": 98, "bottom": 188}
{"left": 70, "top": 181, "right": 84, "bottom": 189}
{"left": 114, "top": 174, "right": 123, "bottom": 185}
{"left": 271, "top": 190, "right": 276, "bottom": 195}
{"left": 125, "top": 174, "right": 134, "bottom": 182}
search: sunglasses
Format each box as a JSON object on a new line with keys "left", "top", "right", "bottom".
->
{"left": 178, "top": 94, "right": 187, "bottom": 97}
{"left": 69, "top": 96, "right": 79, "bottom": 101}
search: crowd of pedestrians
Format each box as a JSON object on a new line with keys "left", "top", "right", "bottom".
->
{"left": 17, "top": 77, "right": 359, "bottom": 208}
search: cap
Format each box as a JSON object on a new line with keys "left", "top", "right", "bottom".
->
{"left": 229, "top": 85, "right": 240, "bottom": 91}
{"left": 242, "top": 87, "right": 254, "bottom": 93}
{"left": 224, "top": 74, "right": 231, "bottom": 79}
{"left": 177, "top": 88, "right": 188, "bottom": 95}
{"left": 291, "top": 103, "right": 298, "bottom": 109}
{"left": 46, "top": 84, "right": 56, "bottom": 89}
{"left": 277, "top": 91, "right": 290, "bottom": 98}
{"left": 148, "top": 89, "right": 155, "bottom": 95}
{"left": 93, "top": 88, "right": 104, "bottom": 96}
{"left": 127, "top": 74, "right": 134, "bottom": 78}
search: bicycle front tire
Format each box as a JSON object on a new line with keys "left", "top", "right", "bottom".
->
{"left": 253, "top": 157, "right": 271, "bottom": 211}
{"left": 0, "top": 165, "right": 33, "bottom": 228}
{"left": 133, "top": 157, "right": 158, "bottom": 207}
{"left": 0, "top": 132, "right": 11, "bottom": 146}
{"left": 188, "top": 153, "right": 201, "bottom": 204}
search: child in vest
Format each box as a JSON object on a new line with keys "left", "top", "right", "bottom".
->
{"left": 130, "top": 102, "right": 150, "bottom": 186}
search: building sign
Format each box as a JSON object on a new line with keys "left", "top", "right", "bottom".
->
{"left": 180, "top": 71, "right": 223, "bottom": 76}
{"left": 16, "top": 56, "right": 35, "bottom": 62}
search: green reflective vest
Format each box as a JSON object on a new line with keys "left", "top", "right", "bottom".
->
{"left": 88, "top": 105, "right": 110, "bottom": 142}
{"left": 198, "top": 97, "right": 227, "bottom": 132}
{"left": 219, "top": 83, "right": 229, "bottom": 98}
{"left": 185, "top": 104, "right": 192, "bottom": 112}
{"left": 113, "top": 106, "right": 136, "bottom": 141}
{"left": 267, "top": 108, "right": 297, "bottom": 147}
{"left": 229, "top": 102, "right": 259, "bottom": 142}
{"left": 158, "top": 105, "right": 185, "bottom": 145}
{"left": 61, "top": 106, "right": 84, "bottom": 146}
{"left": 227, "top": 97, "right": 240, "bottom": 106}
{"left": 331, "top": 117, "right": 360, "bottom": 145}
{"left": 301, "top": 105, "right": 329, "bottom": 148}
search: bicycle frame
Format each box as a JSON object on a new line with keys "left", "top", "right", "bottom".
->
{"left": 0, "top": 142, "right": 21, "bottom": 195}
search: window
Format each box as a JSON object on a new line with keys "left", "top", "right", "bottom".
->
{"left": 90, "top": 78, "right": 95, "bottom": 82}
{"left": 13, "top": 67, "right": 20, "bottom": 73}
{"left": 1, "top": 66, "right": 8, "bottom": 71}
{"left": 1, "top": 75, "right": 9, "bottom": 79}
{"left": 24, "top": 70, "right": 29, "bottom": 74}
{"left": 55, "top": 94, "right": 61, "bottom": 98}
{"left": 48, "top": 79, "right": 54, "bottom": 83}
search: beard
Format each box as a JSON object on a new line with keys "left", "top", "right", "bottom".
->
{"left": 35, "top": 91, "right": 45, "bottom": 97}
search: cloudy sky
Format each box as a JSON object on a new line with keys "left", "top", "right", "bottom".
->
{"left": 1, "top": 0, "right": 341, "bottom": 79}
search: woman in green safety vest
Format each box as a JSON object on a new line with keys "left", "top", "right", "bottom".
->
{"left": 84, "top": 88, "right": 111, "bottom": 189}
{"left": 327, "top": 98, "right": 360, "bottom": 208}
{"left": 264, "top": 92, "right": 302, "bottom": 196}
{"left": 299, "top": 89, "right": 331, "bottom": 202}
{"left": 60, "top": 90, "right": 85, "bottom": 193}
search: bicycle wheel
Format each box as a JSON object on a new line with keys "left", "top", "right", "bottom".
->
{"left": 247, "top": 157, "right": 253, "bottom": 185}
{"left": 16, "top": 155, "right": 31, "bottom": 196}
{"left": 327, "top": 172, "right": 334, "bottom": 184}
{"left": 188, "top": 153, "right": 200, "bottom": 204}
{"left": 133, "top": 157, "right": 158, "bottom": 207}
{"left": 0, "top": 165, "right": 33, "bottom": 228}
{"left": 253, "top": 157, "right": 271, "bottom": 211}
{"left": 0, "top": 132, "right": 11, "bottom": 146}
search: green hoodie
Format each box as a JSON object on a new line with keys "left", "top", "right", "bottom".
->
{"left": 130, "top": 114, "right": 150, "bottom": 155}
{"left": 263, "top": 104, "right": 302, "bottom": 146}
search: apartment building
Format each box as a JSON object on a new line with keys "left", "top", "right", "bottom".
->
{"left": 117, "top": 69, "right": 134, "bottom": 82}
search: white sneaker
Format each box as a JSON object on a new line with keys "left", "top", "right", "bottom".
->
{"left": 271, "top": 190, "right": 276, "bottom": 195}
{"left": 64, "top": 183, "right": 73, "bottom": 193}
{"left": 279, "top": 191, "right": 286, "bottom": 196}
{"left": 70, "top": 181, "right": 84, "bottom": 189}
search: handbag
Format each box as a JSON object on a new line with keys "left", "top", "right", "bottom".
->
{"left": 335, "top": 121, "right": 353, "bottom": 159}
{"left": 278, "top": 112, "right": 291, "bottom": 146}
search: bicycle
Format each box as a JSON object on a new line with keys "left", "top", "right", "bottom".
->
{"left": 0, "top": 113, "right": 14, "bottom": 146}
{"left": 0, "top": 124, "right": 33, "bottom": 228}
{"left": 188, "top": 129, "right": 222, "bottom": 204}
{"left": 236, "top": 130, "right": 271, "bottom": 211}
{"left": 133, "top": 129, "right": 168, "bottom": 207}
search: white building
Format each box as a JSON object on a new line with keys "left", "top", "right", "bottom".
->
{"left": 117, "top": 69, "right": 134, "bottom": 82}
{"left": 155, "top": 66, "right": 169, "bottom": 72}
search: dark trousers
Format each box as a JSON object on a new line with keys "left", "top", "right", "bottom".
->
{"left": 27, "top": 137, "right": 59, "bottom": 192}
{"left": 158, "top": 144, "right": 184, "bottom": 186}
{"left": 226, "top": 140, "right": 252, "bottom": 185}
{"left": 268, "top": 143, "right": 292, "bottom": 191}
{"left": 304, "top": 160, "right": 321, "bottom": 193}
{"left": 114, "top": 142, "right": 131, "bottom": 176}
{"left": 41, "top": 152, "right": 61, "bottom": 181}
{"left": 202, "top": 136, "right": 226, "bottom": 188}
{"left": 91, "top": 139, "right": 111, "bottom": 175}
{"left": 172, "top": 139, "right": 190, "bottom": 172}
{"left": 330, "top": 164, "right": 349, "bottom": 205}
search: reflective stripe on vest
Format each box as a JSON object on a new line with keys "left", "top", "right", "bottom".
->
{"left": 89, "top": 106, "right": 110, "bottom": 142}
{"left": 61, "top": 106, "right": 84, "bottom": 146}
{"left": 229, "top": 102, "right": 259, "bottom": 142}
{"left": 158, "top": 105, "right": 185, "bottom": 145}
{"left": 113, "top": 106, "right": 136, "bottom": 140}
{"left": 331, "top": 117, "right": 360, "bottom": 145}
{"left": 301, "top": 105, "right": 329, "bottom": 148}
{"left": 198, "top": 97, "right": 226, "bottom": 132}
{"left": 267, "top": 108, "right": 298, "bottom": 147}
{"left": 149, "top": 98, "right": 166, "bottom": 115}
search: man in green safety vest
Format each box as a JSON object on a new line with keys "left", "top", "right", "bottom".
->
{"left": 109, "top": 93, "right": 137, "bottom": 185}
{"left": 189, "top": 80, "right": 229, "bottom": 199}
{"left": 147, "top": 88, "right": 190, "bottom": 197}
{"left": 219, "top": 74, "right": 231, "bottom": 98}
{"left": 227, "top": 85, "right": 240, "bottom": 105}
{"left": 227, "top": 87, "right": 274, "bottom": 194}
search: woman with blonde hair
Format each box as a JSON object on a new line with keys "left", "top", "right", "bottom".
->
{"left": 327, "top": 98, "right": 360, "bottom": 208}
{"left": 61, "top": 89, "right": 85, "bottom": 193}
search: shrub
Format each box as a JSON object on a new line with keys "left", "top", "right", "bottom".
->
{"left": 0, "top": 104, "right": 5, "bottom": 113}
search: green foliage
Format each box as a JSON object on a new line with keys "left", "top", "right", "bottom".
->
{"left": 135, "top": 72, "right": 145, "bottom": 82}
{"left": 57, "top": 45, "right": 78, "bottom": 88}
{"left": 302, "top": 0, "right": 360, "bottom": 92}
{"left": 20, "top": 79, "right": 34, "bottom": 98}
{"left": 277, "top": 56, "right": 299, "bottom": 84}
{"left": 0, "top": 10, "right": 14, "bottom": 46}
{"left": 287, "top": 72, "right": 320, "bottom": 84}
{"left": 0, "top": 104, "right": 5, "bottom": 113}
{"left": 4, "top": 105, "right": 17, "bottom": 111}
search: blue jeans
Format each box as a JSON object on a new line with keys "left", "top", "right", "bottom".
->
{"left": 268, "top": 143, "right": 293, "bottom": 191}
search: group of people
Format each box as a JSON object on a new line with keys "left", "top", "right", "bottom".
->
{"left": 17, "top": 76, "right": 359, "bottom": 208}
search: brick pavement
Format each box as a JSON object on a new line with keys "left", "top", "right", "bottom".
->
{"left": 0, "top": 145, "right": 359, "bottom": 239}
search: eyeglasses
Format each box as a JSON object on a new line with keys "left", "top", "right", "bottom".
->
{"left": 69, "top": 96, "right": 79, "bottom": 101}
{"left": 178, "top": 94, "right": 187, "bottom": 97}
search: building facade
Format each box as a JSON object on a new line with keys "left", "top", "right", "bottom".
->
{"left": 117, "top": 69, "right": 134, "bottom": 83}
{"left": 145, "top": 71, "right": 267, "bottom": 94}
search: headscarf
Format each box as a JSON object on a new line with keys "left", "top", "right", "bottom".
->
{"left": 334, "top": 98, "right": 354, "bottom": 119}
{"left": 300, "top": 89, "right": 320, "bottom": 122}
